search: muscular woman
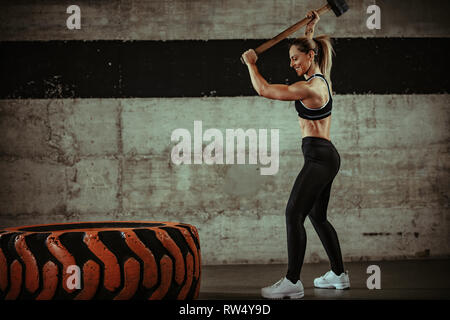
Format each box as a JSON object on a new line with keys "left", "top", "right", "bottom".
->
{"left": 241, "top": 11, "right": 350, "bottom": 299}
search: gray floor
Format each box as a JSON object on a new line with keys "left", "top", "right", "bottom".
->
{"left": 198, "top": 258, "right": 450, "bottom": 300}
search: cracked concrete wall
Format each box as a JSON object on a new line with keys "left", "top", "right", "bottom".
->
{"left": 1, "top": 96, "right": 449, "bottom": 264}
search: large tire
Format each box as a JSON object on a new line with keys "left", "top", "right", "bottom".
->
{"left": 0, "top": 221, "right": 201, "bottom": 300}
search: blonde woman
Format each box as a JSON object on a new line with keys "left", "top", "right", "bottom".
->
{"left": 241, "top": 11, "right": 350, "bottom": 299}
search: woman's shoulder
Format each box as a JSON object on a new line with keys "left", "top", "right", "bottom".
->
{"left": 308, "top": 76, "right": 331, "bottom": 93}
{"left": 288, "top": 80, "right": 316, "bottom": 99}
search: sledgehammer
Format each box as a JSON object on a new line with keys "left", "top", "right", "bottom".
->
{"left": 240, "top": 0, "right": 349, "bottom": 64}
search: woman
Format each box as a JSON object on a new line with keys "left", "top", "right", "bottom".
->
{"left": 241, "top": 11, "right": 350, "bottom": 299}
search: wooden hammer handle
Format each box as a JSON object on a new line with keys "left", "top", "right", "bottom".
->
{"left": 255, "top": 3, "right": 331, "bottom": 55}
{"left": 241, "top": 3, "right": 331, "bottom": 64}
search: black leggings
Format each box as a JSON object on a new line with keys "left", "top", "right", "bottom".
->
{"left": 285, "top": 136, "right": 344, "bottom": 283}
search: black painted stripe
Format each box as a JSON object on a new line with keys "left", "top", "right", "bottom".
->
{"left": 1, "top": 38, "right": 448, "bottom": 98}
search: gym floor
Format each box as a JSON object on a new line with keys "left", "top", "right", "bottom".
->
{"left": 198, "top": 258, "right": 450, "bottom": 300}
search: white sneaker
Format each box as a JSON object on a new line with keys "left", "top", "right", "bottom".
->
{"left": 314, "top": 270, "right": 350, "bottom": 290}
{"left": 261, "top": 277, "right": 304, "bottom": 299}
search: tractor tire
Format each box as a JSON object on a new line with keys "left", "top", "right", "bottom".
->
{"left": 0, "top": 221, "right": 201, "bottom": 300}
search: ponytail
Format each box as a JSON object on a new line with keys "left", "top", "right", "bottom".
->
{"left": 313, "top": 35, "right": 335, "bottom": 92}
{"left": 290, "top": 35, "right": 335, "bottom": 93}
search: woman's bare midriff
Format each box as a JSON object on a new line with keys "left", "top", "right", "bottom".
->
{"left": 299, "top": 115, "right": 332, "bottom": 141}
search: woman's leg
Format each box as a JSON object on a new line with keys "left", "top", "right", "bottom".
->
{"left": 308, "top": 179, "right": 345, "bottom": 275}
{"left": 285, "top": 159, "right": 334, "bottom": 284}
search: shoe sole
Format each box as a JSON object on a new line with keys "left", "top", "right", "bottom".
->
{"left": 314, "top": 283, "right": 350, "bottom": 290}
{"left": 261, "top": 291, "right": 304, "bottom": 299}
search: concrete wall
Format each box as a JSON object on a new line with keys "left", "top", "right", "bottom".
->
{"left": 0, "top": 0, "right": 449, "bottom": 265}
{"left": 1, "top": 0, "right": 449, "bottom": 40}
{"left": 1, "top": 95, "right": 449, "bottom": 264}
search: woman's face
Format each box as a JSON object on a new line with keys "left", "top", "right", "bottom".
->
{"left": 289, "top": 45, "right": 313, "bottom": 77}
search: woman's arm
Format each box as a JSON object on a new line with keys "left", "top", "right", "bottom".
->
{"left": 241, "top": 50, "right": 312, "bottom": 101}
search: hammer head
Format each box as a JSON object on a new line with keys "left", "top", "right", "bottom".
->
{"left": 327, "top": 0, "right": 349, "bottom": 16}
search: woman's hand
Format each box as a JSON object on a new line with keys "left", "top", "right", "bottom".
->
{"left": 306, "top": 10, "right": 320, "bottom": 28}
{"left": 241, "top": 49, "right": 258, "bottom": 65}
{"left": 305, "top": 10, "right": 319, "bottom": 39}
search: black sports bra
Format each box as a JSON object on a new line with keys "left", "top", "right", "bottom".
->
{"left": 294, "top": 73, "right": 332, "bottom": 120}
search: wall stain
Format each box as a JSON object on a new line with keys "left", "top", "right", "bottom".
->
{"left": 363, "top": 232, "right": 391, "bottom": 236}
